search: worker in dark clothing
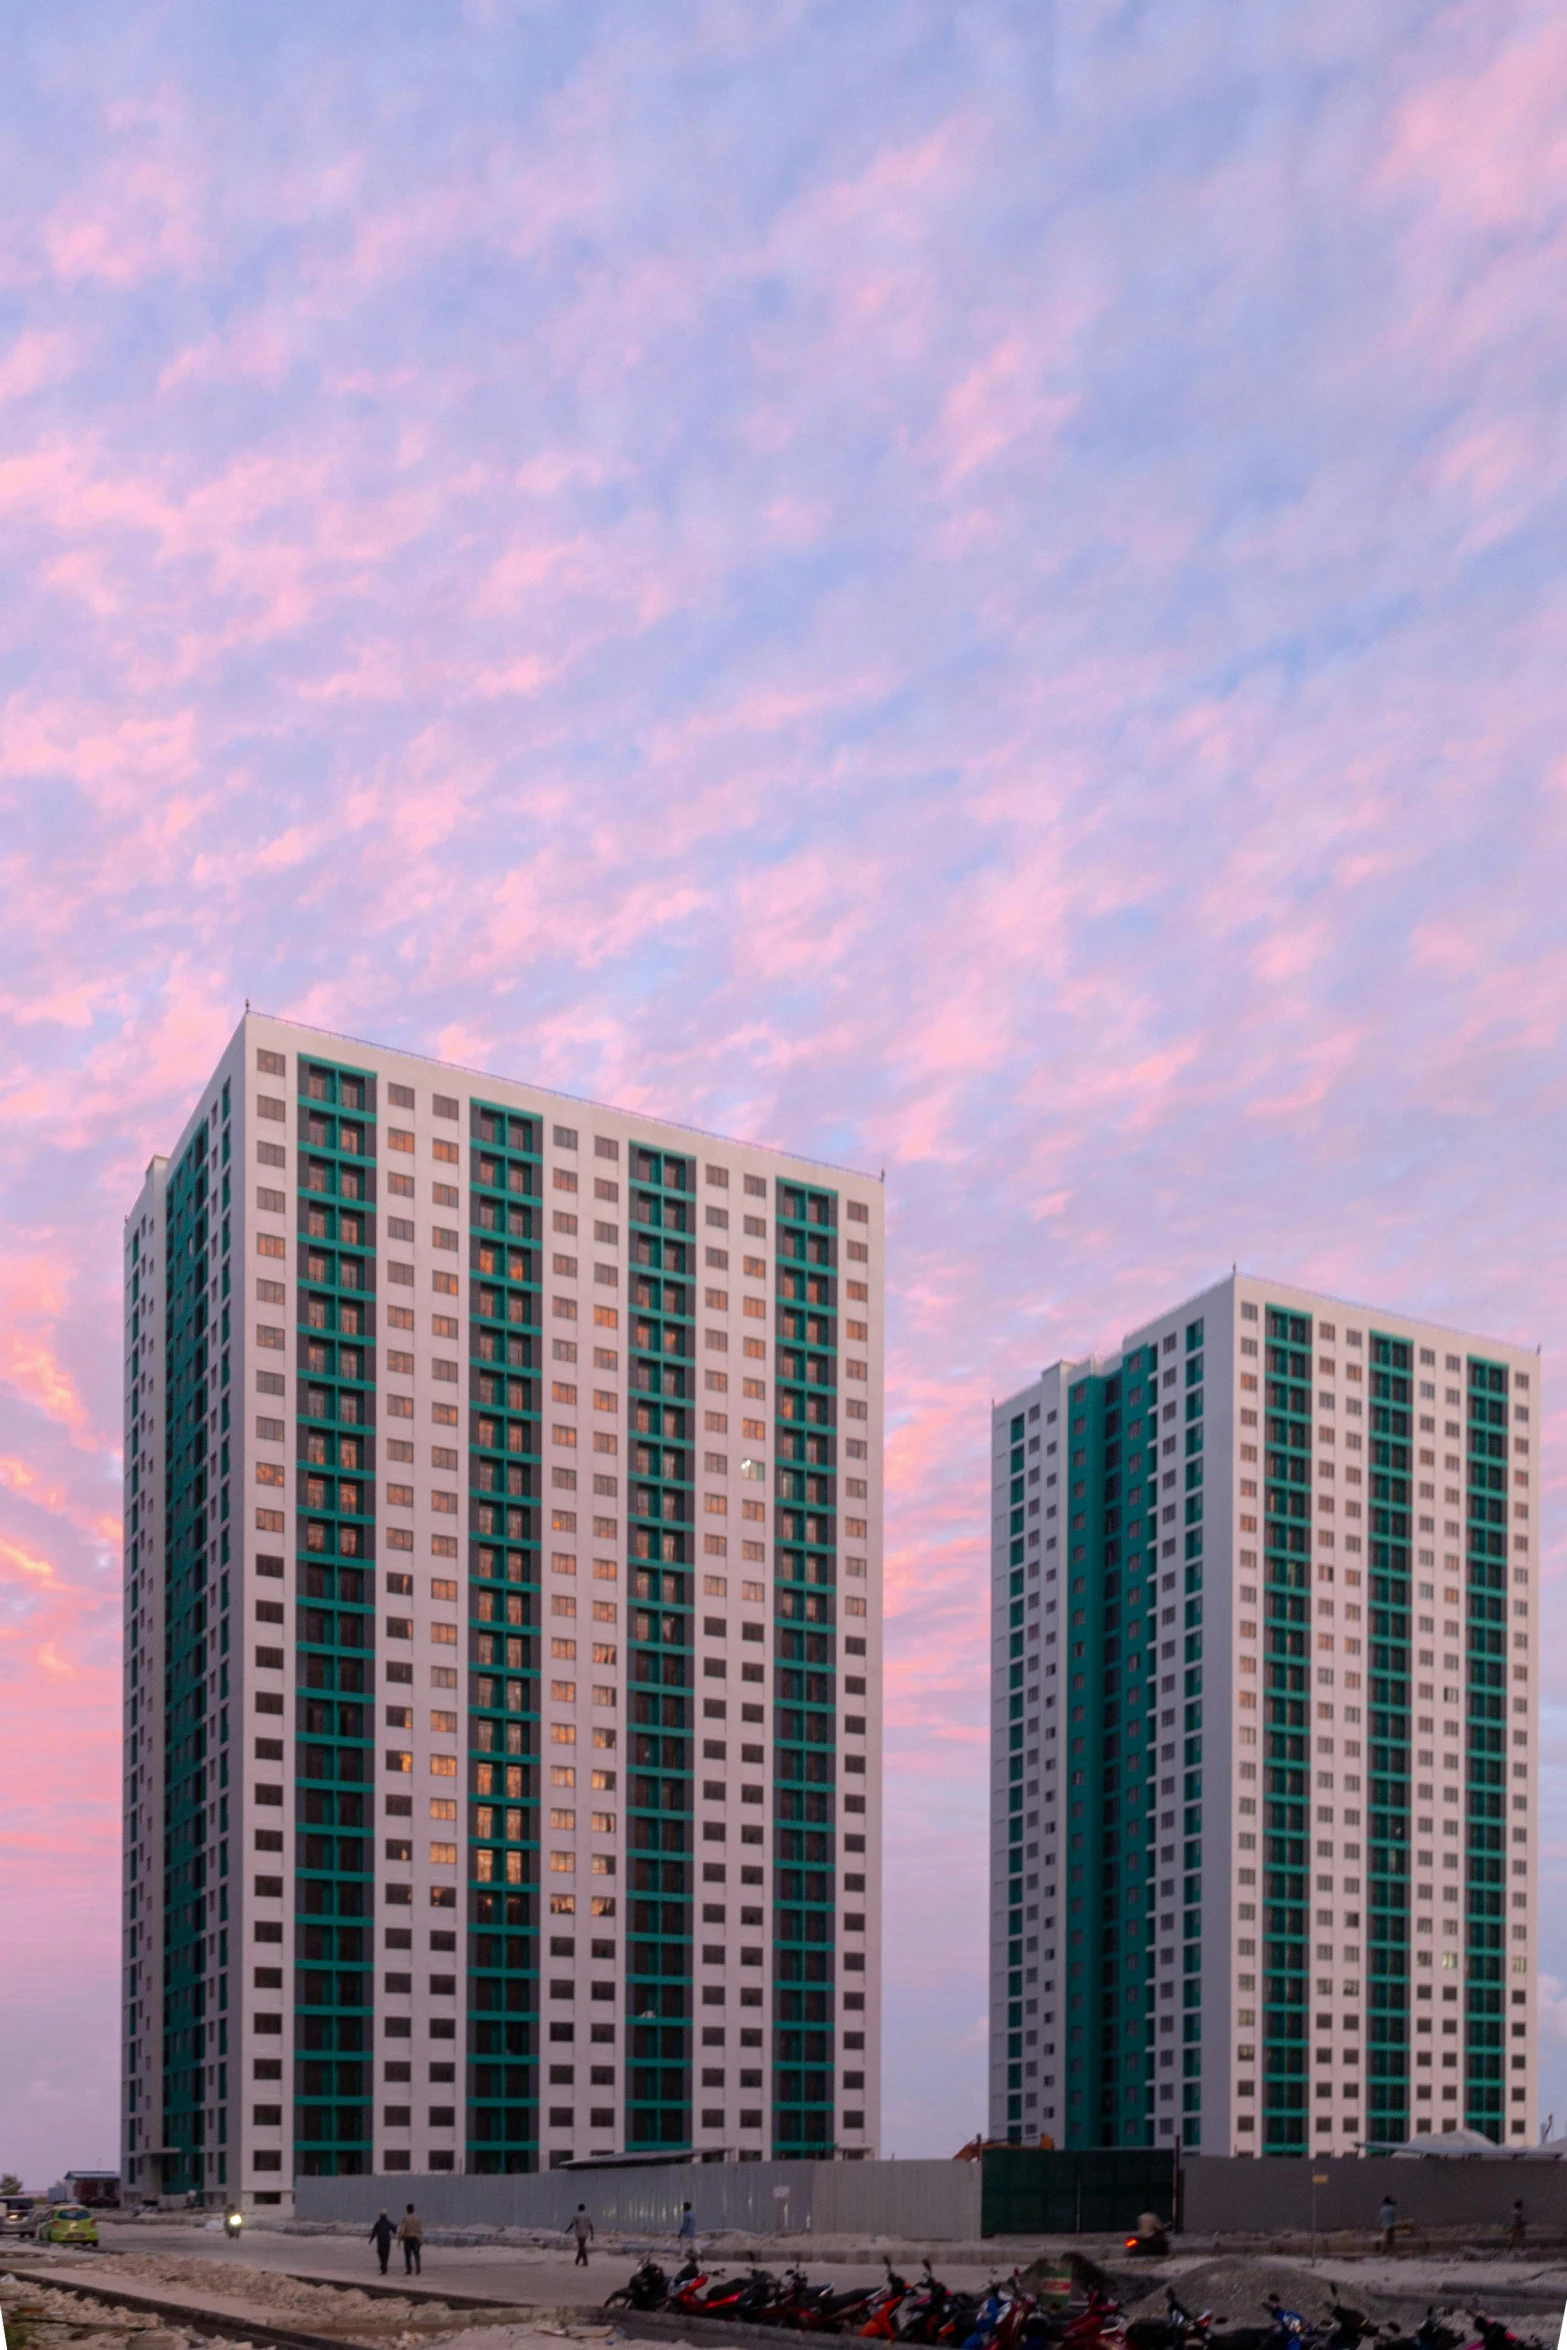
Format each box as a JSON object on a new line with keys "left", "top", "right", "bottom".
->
{"left": 369, "top": 2211, "right": 395, "bottom": 2274}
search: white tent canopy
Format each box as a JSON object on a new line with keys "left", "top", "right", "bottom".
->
{"left": 1390, "top": 2126, "right": 1562, "bottom": 2159}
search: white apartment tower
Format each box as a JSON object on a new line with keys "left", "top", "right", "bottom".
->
{"left": 988, "top": 1273, "right": 1538, "bottom": 2156}
{"left": 122, "top": 1015, "right": 883, "bottom": 2204}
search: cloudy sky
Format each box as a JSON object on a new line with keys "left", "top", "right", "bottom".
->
{"left": 3, "top": 0, "right": 1567, "bottom": 2177}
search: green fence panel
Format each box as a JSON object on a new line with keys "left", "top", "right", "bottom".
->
{"left": 980, "top": 2148, "right": 1180, "bottom": 2236}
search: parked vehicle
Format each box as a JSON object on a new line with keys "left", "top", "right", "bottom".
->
{"left": 32, "top": 2203, "right": 100, "bottom": 2247}
{"left": 3, "top": 2196, "right": 44, "bottom": 2239}
{"left": 1315, "top": 2292, "right": 1376, "bottom": 2350}
{"left": 1464, "top": 2318, "right": 1529, "bottom": 2350}
{"left": 1128, "top": 2291, "right": 1213, "bottom": 2350}
{"left": 606, "top": 2256, "right": 670, "bottom": 2312}
{"left": 606, "top": 2257, "right": 1139, "bottom": 2348}
{"left": 1378, "top": 2311, "right": 1463, "bottom": 2350}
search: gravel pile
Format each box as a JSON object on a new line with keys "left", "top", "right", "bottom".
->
{"left": 0, "top": 2261, "right": 445, "bottom": 2350}
{"left": 80, "top": 2258, "right": 425, "bottom": 2323}
{"left": 1122, "top": 2257, "right": 1346, "bottom": 2323}
{"left": 0, "top": 2277, "right": 263, "bottom": 2350}
{"left": 1121, "top": 2255, "right": 1552, "bottom": 2343}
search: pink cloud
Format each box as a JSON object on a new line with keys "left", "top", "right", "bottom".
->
{"left": 3, "top": 0, "right": 1567, "bottom": 2170}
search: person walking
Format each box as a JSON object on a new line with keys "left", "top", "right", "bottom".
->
{"left": 1508, "top": 2197, "right": 1526, "bottom": 2252}
{"left": 571, "top": 2204, "right": 595, "bottom": 2266}
{"left": 678, "top": 2201, "right": 696, "bottom": 2241}
{"left": 368, "top": 2211, "right": 395, "bottom": 2275}
{"left": 398, "top": 2203, "right": 423, "bottom": 2276}
{"left": 1377, "top": 2194, "right": 1398, "bottom": 2256}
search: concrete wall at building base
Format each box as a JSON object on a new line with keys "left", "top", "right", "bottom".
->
{"left": 296, "top": 2159, "right": 979, "bottom": 2241}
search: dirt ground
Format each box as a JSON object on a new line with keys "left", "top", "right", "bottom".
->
{"left": 4, "top": 2225, "right": 1565, "bottom": 2350}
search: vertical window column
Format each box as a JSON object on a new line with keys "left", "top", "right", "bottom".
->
{"left": 1464, "top": 1357, "right": 1509, "bottom": 2142}
{"left": 1263, "top": 1308, "right": 1312, "bottom": 2157}
{"left": 293, "top": 1056, "right": 379, "bottom": 2179}
{"left": 772, "top": 1180, "right": 839, "bottom": 2159}
{"left": 626, "top": 1147, "right": 695, "bottom": 2151}
{"left": 1368, "top": 1334, "right": 1412, "bottom": 2150}
{"left": 466, "top": 1102, "right": 542, "bottom": 2174}
{"left": 159, "top": 1114, "right": 226, "bottom": 2202}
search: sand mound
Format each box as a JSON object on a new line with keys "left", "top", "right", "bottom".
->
{"left": 1123, "top": 2258, "right": 1336, "bottom": 2325}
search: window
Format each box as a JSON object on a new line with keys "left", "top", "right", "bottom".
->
{"left": 554, "top": 1125, "right": 578, "bottom": 1150}
{"left": 595, "top": 1137, "right": 619, "bottom": 1161}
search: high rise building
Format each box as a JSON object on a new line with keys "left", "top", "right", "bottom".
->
{"left": 988, "top": 1273, "right": 1537, "bottom": 2156}
{"left": 122, "top": 1015, "right": 883, "bottom": 2206}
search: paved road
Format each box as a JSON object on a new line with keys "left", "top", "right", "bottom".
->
{"left": 93, "top": 2224, "right": 1013, "bottom": 2312}
{"left": 82, "top": 2227, "right": 1567, "bottom": 2333}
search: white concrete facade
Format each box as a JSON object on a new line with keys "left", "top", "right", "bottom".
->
{"left": 122, "top": 1015, "right": 883, "bottom": 2203}
{"left": 989, "top": 1274, "right": 1538, "bottom": 2155}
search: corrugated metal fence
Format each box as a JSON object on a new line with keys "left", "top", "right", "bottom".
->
{"left": 295, "top": 2158, "right": 981, "bottom": 2239}
{"left": 295, "top": 2149, "right": 1567, "bottom": 2240}
{"left": 1182, "top": 2151, "right": 1567, "bottom": 2233}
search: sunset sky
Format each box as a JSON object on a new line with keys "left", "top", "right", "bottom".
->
{"left": 3, "top": 0, "right": 1567, "bottom": 2176}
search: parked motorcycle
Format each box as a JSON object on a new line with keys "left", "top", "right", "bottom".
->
{"left": 605, "top": 2256, "right": 670, "bottom": 2313}
{"left": 1128, "top": 2291, "right": 1213, "bottom": 2350}
{"left": 1378, "top": 2310, "right": 1463, "bottom": 2350}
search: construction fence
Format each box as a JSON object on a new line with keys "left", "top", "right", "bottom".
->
{"left": 294, "top": 2147, "right": 1567, "bottom": 2241}
{"left": 295, "top": 2156, "right": 980, "bottom": 2240}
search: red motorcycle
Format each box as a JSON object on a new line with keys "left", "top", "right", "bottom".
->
{"left": 666, "top": 2258, "right": 716, "bottom": 2315}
